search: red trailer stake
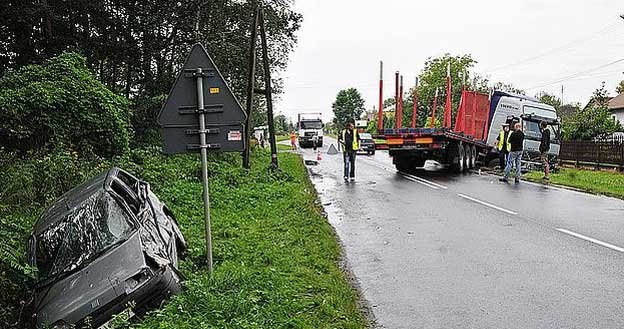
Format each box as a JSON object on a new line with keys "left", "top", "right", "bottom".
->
{"left": 377, "top": 61, "right": 384, "bottom": 132}
{"left": 430, "top": 87, "right": 439, "bottom": 128}
{"left": 411, "top": 77, "right": 418, "bottom": 128}
{"left": 398, "top": 75, "right": 404, "bottom": 129}
{"left": 394, "top": 71, "right": 400, "bottom": 130}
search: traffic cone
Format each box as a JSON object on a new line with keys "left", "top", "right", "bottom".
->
{"left": 317, "top": 150, "right": 322, "bottom": 161}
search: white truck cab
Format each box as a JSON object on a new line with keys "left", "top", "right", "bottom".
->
{"left": 486, "top": 91, "right": 561, "bottom": 168}
{"left": 297, "top": 113, "right": 323, "bottom": 148}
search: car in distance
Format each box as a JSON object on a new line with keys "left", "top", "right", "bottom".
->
{"left": 28, "top": 167, "right": 186, "bottom": 328}
{"left": 358, "top": 133, "right": 376, "bottom": 155}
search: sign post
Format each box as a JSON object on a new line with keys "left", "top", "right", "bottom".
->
{"left": 195, "top": 67, "right": 213, "bottom": 271}
{"left": 158, "top": 44, "right": 247, "bottom": 272}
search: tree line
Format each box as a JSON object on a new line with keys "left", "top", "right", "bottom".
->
{"left": 0, "top": 0, "right": 302, "bottom": 142}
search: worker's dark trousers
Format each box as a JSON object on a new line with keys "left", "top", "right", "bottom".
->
{"left": 343, "top": 151, "right": 356, "bottom": 178}
{"left": 499, "top": 151, "right": 509, "bottom": 170}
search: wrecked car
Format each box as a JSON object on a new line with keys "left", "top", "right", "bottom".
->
{"left": 28, "top": 167, "right": 186, "bottom": 328}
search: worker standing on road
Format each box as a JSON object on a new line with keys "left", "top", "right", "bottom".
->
{"left": 496, "top": 124, "right": 511, "bottom": 170}
{"left": 290, "top": 131, "right": 297, "bottom": 150}
{"left": 539, "top": 121, "right": 551, "bottom": 180}
{"left": 339, "top": 122, "right": 360, "bottom": 182}
{"left": 500, "top": 122, "right": 524, "bottom": 183}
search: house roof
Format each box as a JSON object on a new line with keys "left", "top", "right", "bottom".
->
{"left": 609, "top": 93, "right": 624, "bottom": 110}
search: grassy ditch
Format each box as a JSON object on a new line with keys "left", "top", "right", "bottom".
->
{"left": 524, "top": 168, "right": 624, "bottom": 200}
{"left": 0, "top": 148, "right": 367, "bottom": 328}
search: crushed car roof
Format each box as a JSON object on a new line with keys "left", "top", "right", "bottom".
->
{"left": 33, "top": 168, "right": 121, "bottom": 236}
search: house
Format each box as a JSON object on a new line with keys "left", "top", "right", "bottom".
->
{"left": 609, "top": 93, "right": 624, "bottom": 124}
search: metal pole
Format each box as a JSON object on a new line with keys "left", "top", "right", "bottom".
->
{"left": 196, "top": 67, "right": 213, "bottom": 272}
{"left": 398, "top": 75, "right": 404, "bottom": 129}
{"left": 377, "top": 61, "right": 384, "bottom": 132}
{"left": 430, "top": 87, "right": 439, "bottom": 128}
{"left": 243, "top": 6, "right": 260, "bottom": 169}
{"left": 394, "top": 71, "right": 399, "bottom": 130}
{"left": 259, "top": 9, "right": 278, "bottom": 169}
{"left": 411, "top": 77, "right": 418, "bottom": 128}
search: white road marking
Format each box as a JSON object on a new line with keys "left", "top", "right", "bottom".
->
{"left": 400, "top": 172, "right": 448, "bottom": 189}
{"left": 400, "top": 174, "right": 440, "bottom": 190}
{"left": 457, "top": 193, "right": 518, "bottom": 215}
{"left": 556, "top": 228, "right": 624, "bottom": 253}
{"left": 360, "top": 159, "right": 440, "bottom": 190}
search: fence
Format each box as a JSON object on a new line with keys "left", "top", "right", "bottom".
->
{"left": 559, "top": 140, "right": 624, "bottom": 171}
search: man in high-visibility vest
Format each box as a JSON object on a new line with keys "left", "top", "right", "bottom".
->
{"left": 338, "top": 122, "right": 360, "bottom": 182}
{"left": 496, "top": 123, "right": 511, "bottom": 170}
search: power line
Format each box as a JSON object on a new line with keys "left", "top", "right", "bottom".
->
{"left": 483, "top": 23, "right": 621, "bottom": 74}
{"left": 525, "top": 58, "right": 624, "bottom": 90}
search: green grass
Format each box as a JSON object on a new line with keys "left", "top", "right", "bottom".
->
{"left": 0, "top": 148, "right": 367, "bottom": 328}
{"left": 127, "top": 148, "right": 367, "bottom": 328}
{"left": 524, "top": 168, "right": 624, "bottom": 199}
{"left": 276, "top": 135, "right": 290, "bottom": 143}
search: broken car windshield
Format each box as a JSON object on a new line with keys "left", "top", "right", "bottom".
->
{"left": 35, "top": 191, "right": 136, "bottom": 281}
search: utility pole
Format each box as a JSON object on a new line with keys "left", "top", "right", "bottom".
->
{"left": 259, "top": 8, "right": 279, "bottom": 169}
{"left": 243, "top": 6, "right": 260, "bottom": 169}
{"left": 243, "top": 5, "right": 279, "bottom": 169}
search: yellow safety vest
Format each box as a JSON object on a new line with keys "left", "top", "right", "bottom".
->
{"left": 497, "top": 130, "right": 511, "bottom": 152}
{"left": 341, "top": 129, "right": 359, "bottom": 151}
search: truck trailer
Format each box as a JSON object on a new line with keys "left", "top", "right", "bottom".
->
{"left": 374, "top": 62, "right": 560, "bottom": 173}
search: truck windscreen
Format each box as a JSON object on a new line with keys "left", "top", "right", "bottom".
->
{"left": 300, "top": 121, "right": 322, "bottom": 129}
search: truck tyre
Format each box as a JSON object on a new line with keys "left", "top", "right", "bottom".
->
{"left": 449, "top": 143, "right": 464, "bottom": 173}
{"left": 395, "top": 157, "right": 413, "bottom": 172}
{"left": 471, "top": 146, "right": 477, "bottom": 168}
{"left": 464, "top": 144, "right": 472, "bottom": 170}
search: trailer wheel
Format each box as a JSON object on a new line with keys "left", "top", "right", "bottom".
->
{"left": 394, "top": 156, "right": 413, "bottom": 172}
{"left": 464, "top": 145, "right": 472, "bottom": 170}
{"left": 471, "top": 146, "right": 477, "bottom": 168}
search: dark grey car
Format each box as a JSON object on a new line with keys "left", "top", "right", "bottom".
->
{"left": 28, "top": 168, "right": 186, "bottom": 328}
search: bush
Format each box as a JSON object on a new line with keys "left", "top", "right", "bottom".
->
{"left": 131, "top": 95, "right": 166, "bottom": 147}
{"left": 0, "top": 52, "right": 131, "bottom": 158}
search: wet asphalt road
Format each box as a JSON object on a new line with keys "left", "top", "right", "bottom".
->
{"left": 296, "top": 137, "right": 624, "bottom": 329}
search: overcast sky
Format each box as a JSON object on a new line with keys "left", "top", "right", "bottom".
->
{"left": 274, "top": 0, "right": 624, "bottom": 123}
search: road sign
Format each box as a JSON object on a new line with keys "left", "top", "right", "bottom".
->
{"left": 158, "top": 43, "right": 247, "bottom": 154}
{"left": 158, "top": 43, "right": 247, "bottom": 272}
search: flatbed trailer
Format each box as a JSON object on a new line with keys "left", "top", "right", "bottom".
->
{"left": 376, "top": 127, "right": 490, "bottom": 172}
{"left": 375, "top": 83, "right": 493, "bottom": 172}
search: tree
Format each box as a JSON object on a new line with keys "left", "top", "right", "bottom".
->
{"left": 0, "top": 52, "right": 130, "bottom": 157}
{"left": 0, "top": 0, "right": 303, "bottom": 145}
{"left": 537, "top": 92, "right": 562, "bottom": 111}
{"left": 562, "top": 82, "right": 622, "bottom": 140}
{"left": 491, "top": 82, "right": 525, "bottom": 95}
{"left": 332, "top": 88, "right": 365, "bottom": 129}
{"left": 274, "top": 114, "right": 289, "bottom": 134}
{"left": 617, "top": 80, "right": 624, "bottom": 94}
{"left": 412, "top": 54, "right": 477, "bottom": 128}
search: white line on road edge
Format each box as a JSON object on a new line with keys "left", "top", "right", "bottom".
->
{"left": 556, "top": 228, "right": 624, "bottom": 253}
{"left": 457, "top": 193, "right": 518, "bottom": 215}
{"left": 400, "top": 172, "right": 448, "bottom": 189}
{"left": 400, "top": 174, "right": 440, "bottom": 190}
